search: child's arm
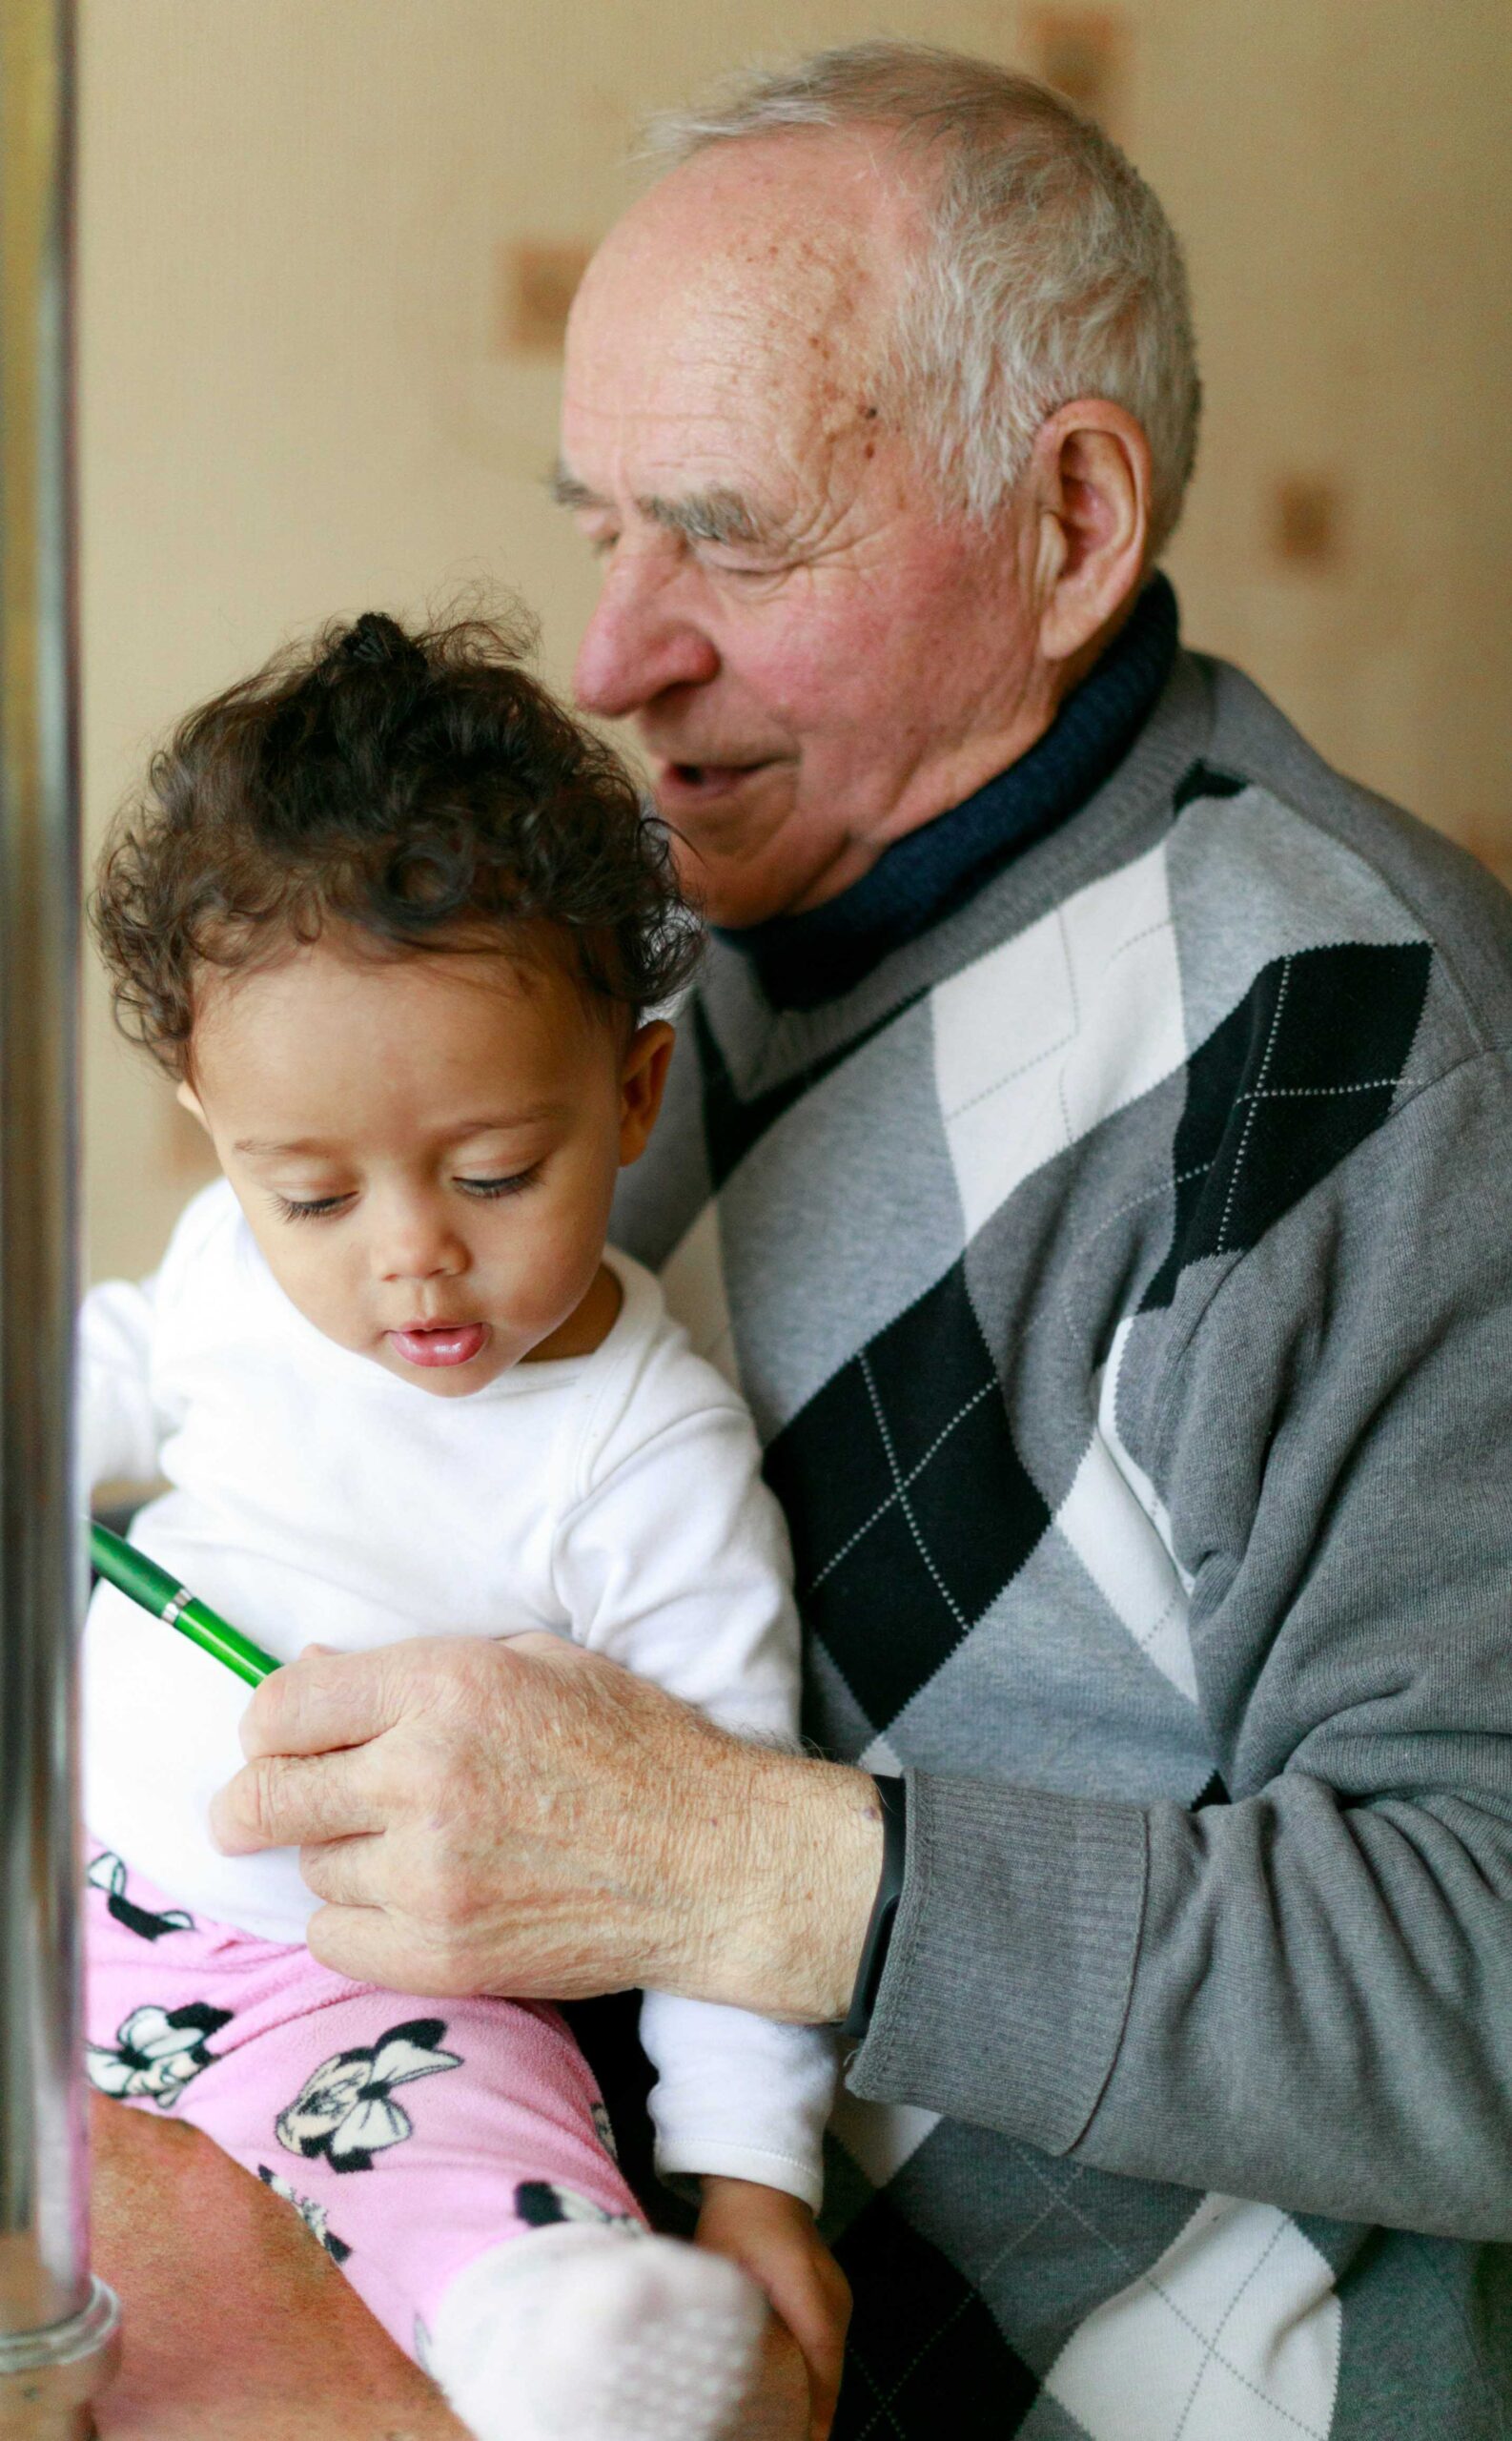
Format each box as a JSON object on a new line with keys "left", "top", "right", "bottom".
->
{"left": 78, "top": 1273, "right": 167, "bottom": 1501}
{"left": 696, "top": 2176, "right": 850, "bottom": 2441}
{"left": 556, "top": 1350, "right": 846, "bottom": 2417}
{"left": 77, "top": 1182, "right": 232, "bottom": 1505}
{"left": 557, "top": 1382, "right": 835, "bottom": 2180}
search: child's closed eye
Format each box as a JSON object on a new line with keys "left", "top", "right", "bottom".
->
{"left": 274, "top": 1193, "right": 353, "bottom": 1223}
{"left": 270, "top": 1164, "right": 541, "bottom": 1224}
{"left": 455, "top": 1166, "right": 541, "bottom": 1200}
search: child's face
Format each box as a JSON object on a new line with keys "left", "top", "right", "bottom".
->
{"left": 180, "top": 932, "right": 672, "bottom": 1398}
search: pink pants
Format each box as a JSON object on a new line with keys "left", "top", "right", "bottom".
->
{"left": 84, "top": 1848, "right": 646, "bottom": 2363}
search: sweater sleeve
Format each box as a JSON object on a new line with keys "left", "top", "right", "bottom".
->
{"left": 558, "top": 1384, "right": 837, "bottom": 2209}
{"left": 849, "top": 1048, "right": 1512, "bottom": 2239}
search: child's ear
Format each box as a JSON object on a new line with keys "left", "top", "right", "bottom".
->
{"left": 174, "top": 1077, "right": 210, "bottom": 1133}
{"left": 618, "top": 1020, "right": 675, "bottom": 1166}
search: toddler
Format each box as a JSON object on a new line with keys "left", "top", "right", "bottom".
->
{"left": 79, "top": 610, "right": 842, "bottom": 2440}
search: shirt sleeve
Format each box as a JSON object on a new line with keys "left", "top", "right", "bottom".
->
{"left": 849, "top": 1048, "right": 1512, "bottom": 2240}
{"left": 77, "top": 1272, "right": 167, "bottom": 1500}
{"left": 640, "top": 1992, "right": 836, "bottom": 2213}
{"left": 558, "top": 1381, "right": 835, "bottom": 2207}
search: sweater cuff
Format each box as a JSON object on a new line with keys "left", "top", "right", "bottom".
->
{"left": 846, "top": 1773, "right": 1149, "bottom": 2154}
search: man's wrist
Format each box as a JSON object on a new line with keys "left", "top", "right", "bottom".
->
{"left": 692, "top": 1749, "right": 887, "bottom": 2024}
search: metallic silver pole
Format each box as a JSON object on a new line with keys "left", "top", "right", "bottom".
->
{"left": 0, "top": 2, "right": 121, "bottom": 2433}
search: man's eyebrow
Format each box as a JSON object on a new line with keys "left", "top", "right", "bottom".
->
{"left": 640, "top": 486, "right": 772, "bottom": 548}
{"left": 548, "top": 461, "right": 780, "bottom": 551}
{"left": 547, "top": 462, "right": 603, "bottom": 514}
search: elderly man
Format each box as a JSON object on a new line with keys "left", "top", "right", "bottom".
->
{"left": 215, "top": 44, "right": 1512, "bottom": 2441}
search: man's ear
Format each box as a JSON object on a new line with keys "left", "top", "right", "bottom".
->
{"left": 1027, "top": 400, "right": 1153, "bottom": 667}
{"left": 174, "top": 1077, "right": 210, "bottom": 1133}
{"left": 618, "top": 1019, "right": 675, "bottom": 1167}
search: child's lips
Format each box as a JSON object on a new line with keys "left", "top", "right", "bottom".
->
{"left": 387, "top": 1322, "right": 489, "bottom": 1369}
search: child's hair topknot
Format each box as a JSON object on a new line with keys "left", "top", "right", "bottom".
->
{"left": 92, "top": 606, "right": 703, "bottom": 1077}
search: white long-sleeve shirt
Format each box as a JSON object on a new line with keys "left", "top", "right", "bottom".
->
{"left": 81, "top": 1179, "right": 833, "bottom": 2207}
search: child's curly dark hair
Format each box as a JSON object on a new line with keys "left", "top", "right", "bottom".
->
{"left": 92, "top": 606, "right": 702, "bottom": 1077}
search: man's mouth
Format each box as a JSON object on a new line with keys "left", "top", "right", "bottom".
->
{"left": 387, "top": 1323, "right": 489, "bottom": 1369}
{"left": 653, "top": 758, "right": 773, "bottom": 804}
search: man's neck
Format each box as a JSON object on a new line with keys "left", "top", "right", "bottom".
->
{"left": 715, "top": 572, "right": 1180, "bottom": 1013}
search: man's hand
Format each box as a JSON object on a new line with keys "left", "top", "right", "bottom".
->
{"left": 210, "top": 1635, "right": 884, "bottom": 2021}
{"left": 697, "top": 2177, "right": 851, "bottom": 2441}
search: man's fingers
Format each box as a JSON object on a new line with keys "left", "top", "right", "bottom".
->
{"left": 236, "top": 1644, "right": 414, "bottom": 1763}
{"left": 297, "top": 1835, "right": 383, "bottom": 1909}
{"left": 304, "top": 1901, "right": 458, "bottom": 1996}
{"left": 303, "top": 1902, "right": 397, "bottom": 1985}
{"left": 209, "top": 1749, "right": 384, "bottom": 1856}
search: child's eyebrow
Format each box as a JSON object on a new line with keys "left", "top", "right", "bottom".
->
{"left": 234, "top": 1110, "right": 567, "bottom": 1159}
{"left": 448, "top": 1107, "right": 569, "bottom": 1134}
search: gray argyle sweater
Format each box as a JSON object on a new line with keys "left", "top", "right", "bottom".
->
{"left": 613, "top": 611, "right": 1512, "bottom": 2441}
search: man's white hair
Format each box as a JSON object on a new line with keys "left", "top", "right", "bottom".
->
{"left": 644, "top": 41, "right": 1200, "bottom": 554}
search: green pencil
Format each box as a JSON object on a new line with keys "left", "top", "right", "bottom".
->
{"left": 89, "top": 1520, "right": 279, "bottom": 1689}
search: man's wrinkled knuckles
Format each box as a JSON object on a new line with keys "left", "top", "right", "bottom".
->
{"left": 414, "top": 1632, "right": 538, "bottom": 1733}
{"left": 378, "top": 1842, "right": 479, "bottom": 1944}
{"left": 297, "top": 1837, "right": 375, "bottom": 1906}
{"left": 236, "top": 1644, "right": 364, "bottom": 1759}
{"left": 244, "top": 1638, "right": 461, "bottom": 1762}
{"left": 300, "top": 1784, "right": 501, "bottom": 1941}
{"left": 501, "top": 1628, "right": 576, "bottom": 1661}
{"left": 305, "top": 1903, "right": 473, "bottom": 1998}
{"left": 212, "top": 1751, "right": 358, "bottom": 1854}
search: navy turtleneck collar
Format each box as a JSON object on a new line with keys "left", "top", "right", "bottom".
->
{"left": 714, "top": 571, "right": 1179, "bottom": 1013}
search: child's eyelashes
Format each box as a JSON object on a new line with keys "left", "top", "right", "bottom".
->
{"left": 274, "top": 1193, "right": 352, "bottom": 1223}
{"left": 456, "top": 1166, "right": 541, "bottom": 1200}
{"left": 271, "top": 1167, "right": 541, "bottom": 1223}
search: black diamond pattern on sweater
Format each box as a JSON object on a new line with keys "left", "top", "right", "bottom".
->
{"left": 1142, "top": 941, "right": 1432, "bottom": 1311}
{"left": 832, "top": 2193, "right": 1042, "bottom": 2438}
{"left": 766, "top": 1260, "right": 1051, "bottom": 1732}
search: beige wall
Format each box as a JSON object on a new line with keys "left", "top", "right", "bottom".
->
{"left": 79, "top": 0, "right": 1512, "bottom": 1281}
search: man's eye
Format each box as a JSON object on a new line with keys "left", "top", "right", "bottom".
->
{"left": 703, "top": 554, "right": 787, "bottom": 584}
{"left": 456, "top": 1167, "right": 540, "bottom": 1200}
{"left": 274, "top": 1194, "right": 352, "bottom": 1222}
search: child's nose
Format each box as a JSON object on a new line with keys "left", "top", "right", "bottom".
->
{"left": 372, "top": 1201, "right": 469, "bottom": 1282}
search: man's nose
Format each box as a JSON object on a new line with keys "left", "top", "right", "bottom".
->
{"left": 572, "top": 551, "right": 720, "bottom": 720}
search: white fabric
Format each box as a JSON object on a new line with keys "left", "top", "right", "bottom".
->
{"left": 931, "top": 833, "right": 1187, "bottom": 1241}
{"left": 428, "top": 2224, "right": 768, "bottom": 2441}
{"left": 81, "top": 1179, "right": 833, "bottom": 2206}
{"left": 1042, "top": 2193, "right": 1342, "bottom": 2441}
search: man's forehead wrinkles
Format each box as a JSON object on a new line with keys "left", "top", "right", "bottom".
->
{"left": 578, "top": 228, "right": 877, "bottom": 375}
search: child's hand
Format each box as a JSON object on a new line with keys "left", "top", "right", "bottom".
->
{"left": 695, "top": 2175, "right": 851, "bottom": 2441}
